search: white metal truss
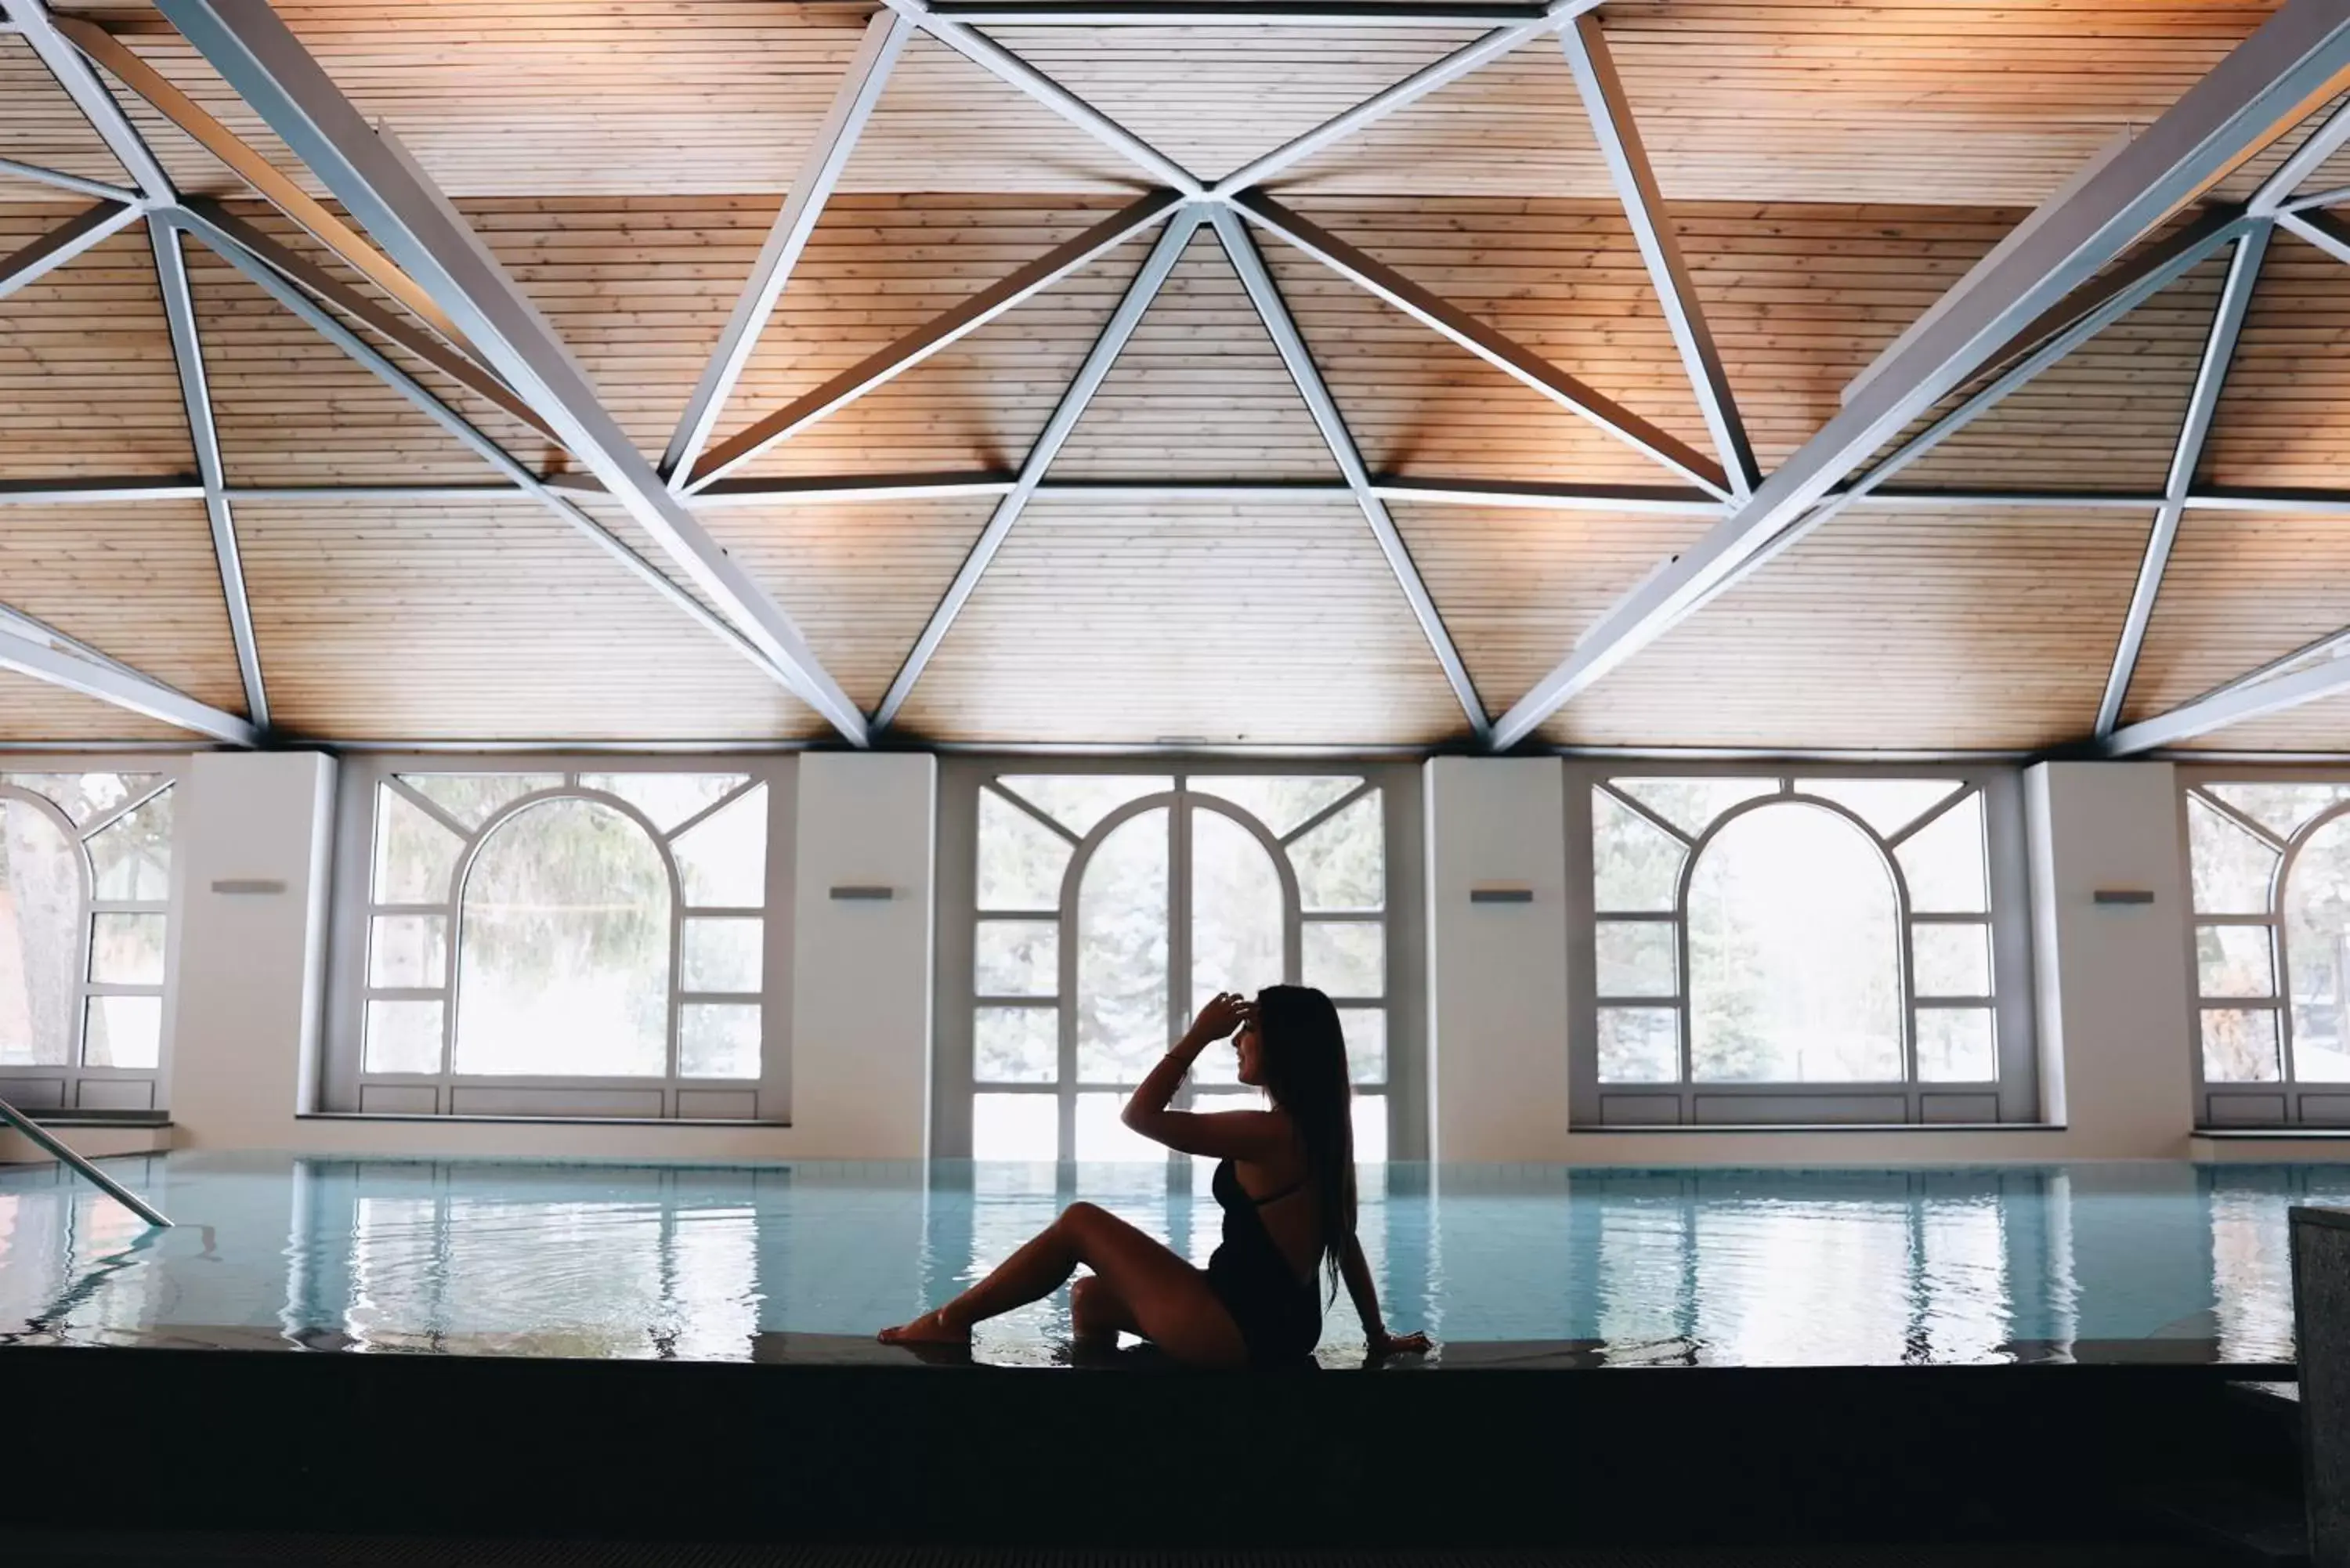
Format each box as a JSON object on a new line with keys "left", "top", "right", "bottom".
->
{"left": 1210, "top": 205, "right": 1492, "bottom": 739}
{"left": 663, "top": 9, "right": 913, "bottom": 485}
{"left": 683, "top": 190, "right": 1184, "bottom": 491}
{"left": 156, "top": 0, "right": 873, "bottom": 746}
{"left": 1234, "top": 194, "right": 1729, "bottom": 496}
{"left": 930, "top": 4, "right": 1560, "bottom": 23}
{"left": 180, "top": 197, "right": 558, "bottom": 445}
{"left": 874, "top": 208, "right": 1209, "bottom": 730}
{"left": 1559, "top": 12, "right": 1757, "bottom": 497}
{"left": 2093, "top": 225, "right": 2269, "bottom": 739}
{"left": 163, "top": 207, "right": 784, "bottom": 687}
{"left": 1211, "top": 0, "right": 1603, "bottom": 194}
{"left": 8, "top": 0, "right": 2350, "bottom": 755}
{"left": 0, "top": 619, "right": 258, "bottom": 746}
{"left": 1588, "top": 215, "right": 2251, "bottom": 647}
{"left": 0, "top": 201, "right": 142, "bottom": 300}
{"left": 2105, "top": 650, "right": 2350, "bottom": 754}
{"left": 1488, "top": 0, "right": 2350, "bottom": 751}
{"left": 148, "top": 215, "right": 269, "bottom": 729}
{"left": 877, "top": 0, "right": 1205, "bottom": 193}
{"left": 1, "top": 0, "right": 170, "bottom": 201}
{"left": 0, "top": 153, "right": 136, "bottom": 204}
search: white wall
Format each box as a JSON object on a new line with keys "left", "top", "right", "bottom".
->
{"left": 2022, "top": 760, "right": 2197, "bottom": 1157}
{"left": 1424, "top": 757, "right": 1572, "bottom": 1160}
{"left": 786, "top": 752, "right": 935, "bottom": 1160}
{"left": 147, "top": 750, "right": 936, "bottom": 1164}
{"left": 168, "top": 751, "right": 338, "bottom": 1147}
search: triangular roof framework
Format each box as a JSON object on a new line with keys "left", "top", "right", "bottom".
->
{"left": 5, "top": 0, "right": 2350, "bottom": 756}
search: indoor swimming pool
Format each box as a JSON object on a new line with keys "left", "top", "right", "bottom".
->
{"left": 0, "top": 1152, "right": 2341, "bottom": 1368}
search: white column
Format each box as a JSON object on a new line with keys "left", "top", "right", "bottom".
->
{"left": 166, "top": 750, "right": 338, "bottom": 1146}
{"left": 2024, "top": 761, "right": 2196, "bottom": 1156}
{"left": 789, "top": 752, "right": 937, "bottom": 1160}
{"left": 1424, "top": 757, "right": 1571, "bottom": 1162}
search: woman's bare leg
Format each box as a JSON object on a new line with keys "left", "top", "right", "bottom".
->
{"left": 881, "top": 1201, "right": 1247, "bottom": 1367}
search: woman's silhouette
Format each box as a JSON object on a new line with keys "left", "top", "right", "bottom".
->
{"left": 880, "top": 986, "right": 1428, "bottom": 1367}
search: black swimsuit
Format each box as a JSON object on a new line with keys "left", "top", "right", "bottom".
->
{"left": 1204, "top": 1158, "right": 1322, "bottom": 1366}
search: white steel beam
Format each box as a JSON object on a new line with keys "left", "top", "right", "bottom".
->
{"left": 1210, "top": 205, "right": 1491, "bottom": 739}
{"left": 880, "top": 0, "right": 1203, "bottom": 193}
{"left": 876, "top": 208, "right": 1204, "bottom": 730}
{"left": 177, "top": 197, "right": 559, "bottom": 446}
{"left": 664, "top": 10, "right": 912, "bottom": 484}
{"left": 2, "top": 0, "right": 171, "bottom": 201}
{"left": 685, "top": 474, "right": 1020, "bottom": 508}
{"left": 1213, "top": 0, "right": 1601, "bottom": 194}
{"left": 1560, "top": 13, "right": 1756, "bottom": 496}
{"left": 158, "top": 0, "right": 871, "bottom": 743}
{"left": 2286, "top": 180, "right": 2350, "bottom": 210}
{"left": 0, "top": 154, "right": 138, "bottom": 204}
{"left": 2192, "top": 486, "right": 2350, "bottom": 512}
{"left": 0, "top": 200, "right": 142, "bottom": 301}
{"left": 2253, "top": 93, "right": 2350, "bottom": 211}
{"left": 686, "top": 190, "right": 1182, "bottom": 490}
{"left": 149, "top": 215, "right": 269, "bottom": 731}
{"left": 932, "top": 3, "right": 1555, "bottom": 23}
{"left": 168, "top": 211, "right": 785, "bottom": 689}
{"left": 56, "top": 15, "right": 483, "bottom": 364}
{"left": 0, "top": 479, "right": 205, "bottom": 503}
{"left": 1368, "top": 476, "right": 1723, "bottom": 515}
{"left": 1235, "top": 192, "right": 1730, "bottom": 495}
{"left": 1488, "top": 0, "right": 2350, "bottom": 752}
{"left": 0, "top": 619, "right": 260, "bottom": 746}
{"left": 2095, "top": 223, "right": 2269, "bottom": 738}
{"left": 2282, "top": 203, "right": 2350, "bottom": 262}
{"left": 1655, "top": 217, "right": 2243, "bottom": 634}
{"left": 2104, "top": 647, "right": 2350, "bottom": 754}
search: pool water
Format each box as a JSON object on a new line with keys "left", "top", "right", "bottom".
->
{"left": 0, "top": 1153, "right": 2342, "bottom": 1367}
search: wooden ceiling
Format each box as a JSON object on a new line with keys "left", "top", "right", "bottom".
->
{"left": 3, "top": 0, "right": 2349, "bottom": 755}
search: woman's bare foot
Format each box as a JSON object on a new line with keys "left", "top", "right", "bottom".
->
{"left": 877, "top": 1309, "right": 971, "bottom": 1346}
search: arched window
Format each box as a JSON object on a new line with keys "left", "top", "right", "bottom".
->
{"left": 345, "top": 766, "right": 774, "bottom": 1119}
{"left": 2182, "top": 779, "right": 2350, "bottom": 1125}
{"left": 960, "top": 769, "right": 1405, "bottom": 1165}
{"left": 455, "top": 798, "right": 672, "bottom": 1078}
{"left": 1586, "top": 773, "right": 2018, "bottom": 1127}
{"left": 0, "top": 771, "right": 177, "bottom": 1112}
{"left": 1687, "top": 803, "right": 1902, "bottom": 1083}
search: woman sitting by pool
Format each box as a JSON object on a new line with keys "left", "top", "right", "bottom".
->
{"left": 880, "top": 986, "right": 1430, "bottom": 1367}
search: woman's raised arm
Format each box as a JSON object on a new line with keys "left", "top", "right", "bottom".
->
{"left": 1121, "top": 993, "right": 1288, "bottom": 1161}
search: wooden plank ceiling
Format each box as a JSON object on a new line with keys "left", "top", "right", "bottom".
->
{"left": 4, "top": 0, "right": 2350, "bottom": 753}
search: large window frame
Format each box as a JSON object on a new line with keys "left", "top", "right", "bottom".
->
{"left": 0, "top": 757, "right": 186, "bottom": 1116}
{"left": 1566, "top": 762, "right": 2041, "bottom": 1128}
{"left": 934, "top": 758, "right": 1426, "bottom": 1163}
{"left": 2178, "top": 765, "right": 2350, "bottom": 1129}
{"left": 322, "top": 755, "right": 795, "bottom": 1122}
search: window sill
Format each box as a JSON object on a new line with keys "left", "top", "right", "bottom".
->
{"left": 297, "top": 1112, "right": 792, "bottom": 1129}
{"left": 1570, "top": 1122, "right": 2066, "bottom": 1134}
{"left": 2194, "top": 1126, "right": 2350, "bottom": 1139}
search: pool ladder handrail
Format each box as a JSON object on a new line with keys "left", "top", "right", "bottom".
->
{"left": 0, "top": 1094, "right": 172, "bottom": 1229}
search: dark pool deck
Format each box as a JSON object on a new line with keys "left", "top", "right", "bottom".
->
{"left": 2, "top": 1331, "right": 2305, "bottom": 1549}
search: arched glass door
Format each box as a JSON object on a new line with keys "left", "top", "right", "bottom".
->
{"left": 961, "top": 771, "right": 1394, "bottom": 1165}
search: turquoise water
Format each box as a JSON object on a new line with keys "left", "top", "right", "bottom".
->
{"left": 0, "top": 1153, "right": 2342, "bottom": 1367}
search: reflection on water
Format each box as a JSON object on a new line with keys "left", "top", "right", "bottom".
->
{"left": 2, "top": 1154, "right": 2346, "bottom": 1367}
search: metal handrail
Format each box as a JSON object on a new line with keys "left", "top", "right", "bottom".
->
{"left": 0, "top": 1095, "right": 172, "bottom": 1229}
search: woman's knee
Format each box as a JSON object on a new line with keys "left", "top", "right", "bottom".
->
{"left": 1057, "top": 1200, "right": 1106, "bottom": 1236}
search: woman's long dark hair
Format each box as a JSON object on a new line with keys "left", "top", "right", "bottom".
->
{"left": 1253, "top": 985, "right": 1356, "bottom": 1299}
